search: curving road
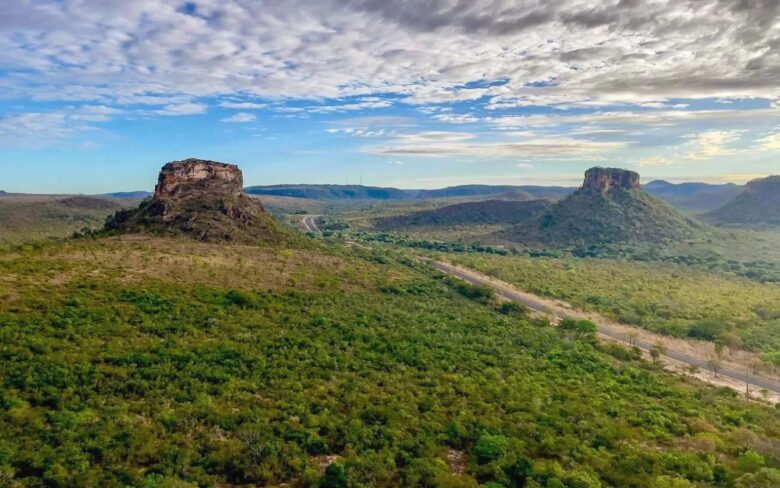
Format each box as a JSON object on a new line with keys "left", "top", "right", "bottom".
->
{"left": 431, "top": 260, "right": 780, "bottom": 395}
{"left": 301, "top": 215, "right": 320, "bottom": 233}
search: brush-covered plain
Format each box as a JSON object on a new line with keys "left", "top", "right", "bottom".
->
{"left": 0, "top": 236, "right": 779, "bottom": 487}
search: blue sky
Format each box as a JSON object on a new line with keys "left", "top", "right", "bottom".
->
{"left": 1, "top": 0, "right": 779, "bottom": 193}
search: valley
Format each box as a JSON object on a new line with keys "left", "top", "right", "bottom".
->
{"left": 2, "top": 161, "right": 780, "bottom": 487}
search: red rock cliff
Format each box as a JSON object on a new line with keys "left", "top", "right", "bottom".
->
{"left": 581, "top": 167, "right": 640, "bottom": 194}
{"left": 154, "top": 158, "right": 243, "bottom": 199}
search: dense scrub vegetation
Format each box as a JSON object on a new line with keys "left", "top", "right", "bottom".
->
{"left": 448, "top": 253, "right": 780, "bottom": 354}
{"left": 0, "top": 237, "right": 779, "bottom": 487}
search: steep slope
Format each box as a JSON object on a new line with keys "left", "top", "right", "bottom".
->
{"left": 377, "top": 199, "right": 550, "bottom": 229}
{"left": 508, "top": 168, "right": 702, "bottom": 246}
{"left": 643, "top": 180, "right": 743, "bottom": 212}
{"left": 706, "top": 175, "right": 780, "bottom": 226}
{"left": 106, "top": 158, "right": 294, "bottom": 244}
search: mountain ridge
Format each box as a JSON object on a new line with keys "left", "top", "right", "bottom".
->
{"left": 706, "top": 175, "right": 780, "bottom": 227}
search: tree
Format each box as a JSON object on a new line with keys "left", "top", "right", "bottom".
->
{"left": 649, "top": 343, "right": 666, "bottom": 365}
{"left": 720, "top": 332, "right": 743, "bottom": 356}
{"left": 319, "top": 463, "right": 347, "bottom": 488}
{"left": 475, "top": 433, "right": 508, "bottom": 464}
{"left": 707, "top": 358, "right": 722, "bottom": 378}
{"left": 627, "top": 331, "right": 639, "bottom": 347}
{"left": 559, "top": 319, "right": 598, "bottom": 335}
{"left": 650, "top": 348, "right": 661, "bottom": 364}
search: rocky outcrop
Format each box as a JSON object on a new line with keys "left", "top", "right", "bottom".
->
{"left": 582, "top": 167, "right": 640, "bottom": 194}
{"left": 155, "top": 159, "right": 243, "bottom": 199}
{"left": 105, "top": 158, "right": 293, "bottom": 244}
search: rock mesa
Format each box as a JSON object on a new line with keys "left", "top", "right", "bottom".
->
{"left": 582, "top": 167, "right": 640, "bottom": 194}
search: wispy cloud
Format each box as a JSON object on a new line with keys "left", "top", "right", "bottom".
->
{"left": 365, "top": 131, "right": 628, "bottom": 158}
{"left": 219, "top": 101, "right": 267, "bottom": 110}
{"left": 682, "top": 130, "right": 744, "bottom": 160}
{"left": 222, "top": 112, "right": 257, "bottom": 123}
{"left": 759, "top": 132, "right": 780, "bottom": 151}
{"left": 154, "top": 103, "right": 208, "bottom": 116}
{"left": 432, "top": 113, "right": 480, "bottom": 124}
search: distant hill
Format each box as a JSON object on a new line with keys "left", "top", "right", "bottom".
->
{"left": 244, "top": 184, "right": 411, "bottom": 200}
{"left": 244, "top": 183, "right": 574, "bottom": 201}
{"left": 706, "top": 175, "right": 780, "bottom": 227}
{"left": 643, "top": 180, "right": 743, "bottom": 212}
{"left": 0, "top": 195, "right": 133, "bottom": 245}
{"left": 100, "top": 191, "right": 152, "bottom": 199}
{"left": 377, "top": 199, "right": 551, "bottom": 229}
{"left": 506, "top": 168, "right": 702, "bottom": 246}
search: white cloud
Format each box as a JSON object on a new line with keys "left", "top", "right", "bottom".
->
{"left": 1, "top": 0, "right": 778, "bottom": 110}
{"left": 326, "top": 127, "right": 387, "bottom": 137}
{"left": 432, "top": 113, "right": 480, "bottom": 124}
{"left": 365, "top": 131, "right": 628, "bottom": 158}
{"left": 759, "top": 132, "right": 780, "bottom": 151}
{"left": 306, "top": 99, "right": 393, "bottom": 113}
{"left": 219, "top": 101, "right": 267, "bottom": 109}
{"left": 222, "top": 112, "right": 256, "bottom": 123}
{"left": 155, "top": 102, "right": 207, "bottom": 116}
{"left": 682, "top": 130, "right": 744, "bottom": 160}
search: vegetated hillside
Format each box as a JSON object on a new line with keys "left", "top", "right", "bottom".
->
{"left": 412, "top": 184, "right": 573, "bottom": 200}
{"left": 245, "top": 183, "right": 575, "bottom": 201}
{"left": 507, "top": 168, "right": 703, "bottom": 246}
{"left": 644, "top": 180, "right": 744, "bottom": 212}
{"left": 0, "top": 195, "right": 135, "bottom": 246}
{"left": 106, "top": 159, "right": 296, "bottom": 245}
{"left": 1, "top": 235, "right": 778, "bottom": 487}
{"left": 100, "top": 191, "right": 153, "bottom": 199}
{"left": 376, "top": 199, "right": 550, "bottom": 229}
{"left": 244, "top": 184, "right": 411, "bottom": 200}
{"left": 707, "top": 175, "right": 780, "bottom": 227}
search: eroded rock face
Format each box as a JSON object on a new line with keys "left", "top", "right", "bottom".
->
{"left": 105, "top": 158, "right": 293, "bottom": 243}
{"left": 154, "top": 158, "right": 243, "bottom": 199}
{"left": 582, "top": 167, "right": 640, "bottom": 194}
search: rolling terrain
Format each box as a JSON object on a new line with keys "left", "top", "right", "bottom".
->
{"left": 2, "top": 160, "right": 780, "bottom": 486}
{"left": 707, "top": 176, "right": 780, "bottom": 227}
{"left": 0, "top": 194, "right": 138, "bottom": 248}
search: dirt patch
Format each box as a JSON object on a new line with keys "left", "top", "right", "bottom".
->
{"left": 311, "top": 454, "right": 341, "bottom": 472}
{"left": 447, "top": 449, "right": 467, "bottom": 475}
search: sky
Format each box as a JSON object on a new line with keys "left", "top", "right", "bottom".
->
{"left": 1, "top": 0, "right": 780, "bottom": 193}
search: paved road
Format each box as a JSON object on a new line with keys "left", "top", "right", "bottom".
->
{"left": 301, "top": 215, "right": 320, "bottom": 233}
{"left": 432, "top": 260, "right": 780, "bottom": 395}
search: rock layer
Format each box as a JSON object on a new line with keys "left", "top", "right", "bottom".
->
{"left": 582, "top": 167, "right": 640, "bottom": 194}
{"left": 155, "top": 159, "right": 243, "bottom": 199}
